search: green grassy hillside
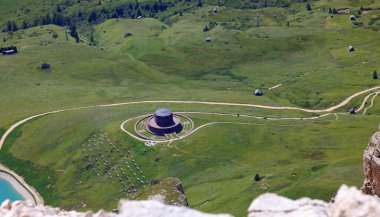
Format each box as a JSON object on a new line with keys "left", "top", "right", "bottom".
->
{"left": 0, "top": 1, "right": 380, "bottom": 217}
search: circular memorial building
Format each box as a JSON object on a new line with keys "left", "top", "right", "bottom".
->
{"left": 132, "top": 108, "right": 194, "bottom": 141}
{"left": 147, "top": 109, "right": 183, "bottom": 136}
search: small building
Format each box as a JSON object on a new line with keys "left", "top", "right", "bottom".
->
{"left": 348, "top": 45, "right": 355, "bottom": 52}
{"left": 349, "top": 107, "right": 356, "bottom": 114}
{"left": 40, "top": 63, "right": 51, "bottom": 69}
{"left": 254, "top": 89, "right": 263, "bottom": 96}
{"left": 3, "top": 50, "right": 16, "bottom": 55}
{"left": 205, "top": 37, "right": 212, "bottom": 42}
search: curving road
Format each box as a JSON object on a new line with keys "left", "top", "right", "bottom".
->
{"left": 2, "top": 85, "right": 380, "bottom": 149}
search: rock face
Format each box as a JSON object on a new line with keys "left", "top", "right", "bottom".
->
{"left": 248, "top": 185, "right": 380, "bottom": 217}
{"left": 248, "top": 193, "right": 331, "bottom": 217}
{"left": 2, "top": 186, "right": 380, "bottom": 217}
{"left": 333, "top": 185, "right": 380, "bottom": 217}
{"left": 0, "top": 199, "right": 233, "bottom": 217}
{"left": 139, "top": 177, "right": 189, "bottom": 207}
{"left": 361, "top": 126, "right": 380, "bottom": 196}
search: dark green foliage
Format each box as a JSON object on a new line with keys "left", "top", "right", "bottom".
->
{"left": 42, "top": 14, "right": 52, "bottom": 25}
{"left": 88, "top": 11, "right": 98, "bottom": 23}
{"left": 6, "top": 21, "right": 18, "bottom": 32}
{"left": 69, "top": 24, "right": 80, "bottom": 43}
{"left": 374, "top": 70, "right": 378, "bottom": 80}
{"left": 306, "top": 2, "right": 312, "bottom": 11}
{"left": 197, "top": 0, "right": 203, "bottom": 7}
{"left": 56, "top": 4, "right": 61, "bottom": 13}
{"left": 254, "top": 174, "right": 261, "bottom": 182}
{"left": 52, "top": 13, "right": 65, "bottom": 26}
{"left": 22, "top": 21, "right": 28, "bottom": 29}
{"left": 332, "top": 8, "right": 338, "bottom": 14}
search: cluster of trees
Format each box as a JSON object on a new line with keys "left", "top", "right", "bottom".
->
{"left": 203, "top": 21, "right": 218, "bottom": 32}
{"left": 0, "top": 46, "right": 18, "bottom": 54}
{"left": 6, "top": 21, "right": 18, "bottom": 32}
{"left": 4, "top": 4, "right": 80, "bottom": 42}
{"left": 69, "top": 24, "right": 80, "bottom": 43}
{"left": 328, "top": 8, "right": 338, "bottom": 14}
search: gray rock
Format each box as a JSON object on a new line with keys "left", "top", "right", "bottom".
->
{"left": 333, "top": 185, "right": 380, "bottom": 217}
{"left": 248, "top": 193, "right": 330, "bottom": 217}
{"left": 118, "top": 200, "right": 233, "bottom": 217}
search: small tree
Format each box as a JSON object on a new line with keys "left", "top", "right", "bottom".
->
{"left": 203, "top": 25, "right": 209, "bottom": 32}
{"left": 254, "top": 174, "right": 261, "bottom": 182}
{"left": 22, "top": 20, "right": 28, "bottom": 29}
{"left": 306, "top": 2, "right": 312, "bottom": 11}
{"left": 70, "top": 24, "right": 80, "bottom": 43}
{"left": 11, "top": 21, "right": 18, "bottom": 32}
{"left": 6, "top": 21, "right": 12, "bottom": 32}
{"left": 332, "top": 8, "right": 338, "bottom": 14}
{"left": 56, "top": 4, "right": 62, "bottom": 13}
{"left": 328, "top": 8, "right": 332, "bottom": 14}
{"left": 374, "top": 70, "right": 378, "bottom": 80}
{"left": 197, "top": 0, "right": 203, "bottom": 7}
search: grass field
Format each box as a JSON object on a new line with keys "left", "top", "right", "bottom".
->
{"left": 0, "top": 1, "right": 380, "bottom": 217}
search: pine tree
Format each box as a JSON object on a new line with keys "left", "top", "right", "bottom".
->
{"left": 22, "top": 21, "right": 28, "bottom": 29}
{"left": 306, "top": 2, "right": 312, "bottom": 11}
{"left": 374, "top": 70, "right": 379, "bottom": 80}
{"left": 56, "top": 4, "right": 62, "bottom": 13}
{"left": 328, "top": 8, "right": 332, "bottom": 14}
{"left": 11, "top": 21, "right": 18, "bottom": 32}
{"left": 88, "top": 11, "right": 97, "bottom": 23}
{"left": 332, "top": 8, "right": 338, "bottom": 14}
{"left": 43, "top": 14, "right": 52, "bottom": 25}
{"left": 197, "top": 0, "right": 203, "bottom": 7}
{"left": 7, "top": 21, "right": 12, "bottom": 32}
{"left": 70, "top": 24, "right": 80, "bottom": 43}
{"left": 254, "top": 174, "right": 261, "bottom": 182}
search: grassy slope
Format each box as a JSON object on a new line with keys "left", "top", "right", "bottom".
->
{"left": 0, "top": 1, "right": 380, "bottom": 217}
{"left": 1, "top": 104, "right": 378, "bottom": 216}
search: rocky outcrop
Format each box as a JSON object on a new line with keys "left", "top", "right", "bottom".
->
{"left": 0, "top": 199, "right": 232, "bottom": 217}
{"left": 333, "top": 185, "right": 380, "bottom": 217}
{"left": 361, "top": 126, "right": 380, "bottom": 195}
{"left": 248, "top": 185, "right": 380, "bottom": 217}
{"left": 248, "top": 193, "right": 330, "bottom": 217}
{"left": 139, "top": 177, "right": 189, "bottom": 207}
{"left": 3, "top": 185, "right": 380, "bottom": 217}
